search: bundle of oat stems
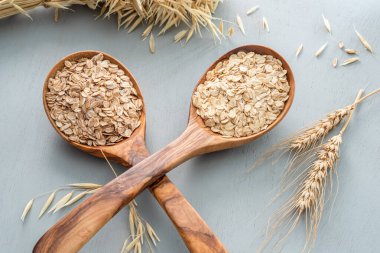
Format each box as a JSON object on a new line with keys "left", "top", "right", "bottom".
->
{"left": 0, "top": 0, "right": 222, "bottom": 41}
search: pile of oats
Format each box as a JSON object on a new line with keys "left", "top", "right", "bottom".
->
{"left": 192, "top": 51, "right": 290, "bottom": 138}
{"left": 45, "top": 53, "right": 143, "bottom": 146}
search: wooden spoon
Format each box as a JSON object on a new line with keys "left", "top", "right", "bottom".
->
{"left": 34, "top": 45, "right": 295, "bottom": 253}
{"left": 40, "top": 51, "right": 226, "bottom": 253}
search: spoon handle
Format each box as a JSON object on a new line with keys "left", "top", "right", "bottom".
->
{"left": 128, "top": 144, "right": 226, "bottom": 253}
{"left": 34, "top": 124, "right": 217, "bottom": 253}
{"left": 150, "top": 176, "right": 227, "bottom": 253}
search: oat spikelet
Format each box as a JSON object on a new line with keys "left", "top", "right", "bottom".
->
{"left": 39, "top": 191, "right": 56, "bottom": 218}
{"left": 322, "top": 14, "right": 332, "bottom": 34}
{"left": 236, "top": 15, "right": 246, "bottom": 35}
{"left": 227, "top": 26, "right": 234, "bottom": 37}
{"left": 174, "top": 30, "right": 188, "bottom": 43}
{"left": 63, "top": 191, "right": 89, "bottom": 207}
{"left": 355, "top": 30, "right": 373, "bottom": 53}
{"left": 149, "top": 34, "right": 155, "bottom": 54}
{"left": 21, "top": 199, "right": 34, "bottom": 222}
{"left": 341, "top": 57, "right": 359, "bottom": 66}
{"left": 146, "top": 222, "right": 160, "bottom": 246}
{"left": 262, "top": 16, "right": 269, "bottom": 32}
{"left": 49, "top": 191, "right": 73, "bottom": 214}
{"left": 332, "top": 58, "right": 338, "bottom": 68}
{"left": 246, "top": 5, "right": 259, "bottom": 16}
{"left": 296, "top": 44, "right": 303, "bottom": 57}
{"left": 219, "top": 20, "right": 223, "bottom": 34}
{"left": 69, "top": 183, "right": 102, "bottom": 189}
{"left": 315, "top": 42, "right": 328, "bottom": 57}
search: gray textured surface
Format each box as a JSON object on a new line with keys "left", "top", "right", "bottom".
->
{"left": 1, "top": 1, "right": 380, "bottom": 252}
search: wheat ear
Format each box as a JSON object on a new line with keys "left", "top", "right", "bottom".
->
{"left": 258, "top": 90, "right": 363, "bottom": 253}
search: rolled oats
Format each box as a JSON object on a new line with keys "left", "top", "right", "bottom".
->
{"left": 192, "top": 51, "right": 290, "bottom": 138}
{"left": 46, "top": 53, "right": 143, "bottom": 146}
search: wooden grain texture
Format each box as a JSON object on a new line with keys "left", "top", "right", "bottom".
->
{"left": 34, "top": 45, "right": 295, "bottom": 253}
{"left": 40, "top": 51, "right": 227, "bottom": 253}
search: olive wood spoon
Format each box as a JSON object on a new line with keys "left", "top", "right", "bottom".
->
{"left": 34, "top": 45, "right": 295, "bottom": 253}
{"left": 39, "top": 51, "right": 226, "bottom": 253}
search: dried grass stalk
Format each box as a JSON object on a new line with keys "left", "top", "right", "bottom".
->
{"left": 0, "top": 0, "right": 97, "bottom": 20}
{"left": 1, "top": 0, "right": 223, "bottom": 43}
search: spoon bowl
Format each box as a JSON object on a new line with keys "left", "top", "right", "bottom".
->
{"left": 188, "top": 45, "right": 295, "bottom": 153}
{"left": 43, "top": 51, "right": 147, "bottom": 166}
{"left": 35, "top": 45, "right": 295, "bottom": 253}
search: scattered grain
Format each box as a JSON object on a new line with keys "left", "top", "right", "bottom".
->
{"left": 341, "top": 57, "right": 359, "bottom": 66}
{"left": 338, "top": 41, "right": 344, "bottom": 49}
{"left": 21, "top": 199, "right": 33, "bottom": 222}
{"left": 322, "top": 14, "right": 331, "bottom": 34}
{"left": 296, "top": 44, "right": 303, "bottom": 57}
{"left": 355, "top": 30, "right": 373, "bottom": 53}
{"left": 345, "top": 48, "right": 358, "bottom": 54}
{"left": 315, "top": 42, "right": 328, "bottom": 57}
{"left": 236, "top": 15, "right": 246, "bottom": 35}
{"left": 262, "top": 16, "right": 269, "bottom": 32}
{"left": 332, "top": 58, "right": 338, "bottom": 68}
{"left": 246, "top": 5, "right": 259, "bottom": 16}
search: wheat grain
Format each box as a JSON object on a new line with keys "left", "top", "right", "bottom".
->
{"left": 21, "top": 199, "right": 33, "bottom": 222}
{"left": 39, "top": 191, "right": 56, "bottom": 218}
{"left": 341, "top": 57, "right": 359, "bottom": 66}
{"left": 355, "top": 29, "right": 373, "bottom": 53}
{"left": 332, "top": 58, "right": 338, "bottom": 68}
{"left": 236, "top": 15, "right": 246, "bottom": 35}
{"left": 315, "top": 42, "right": 328, "bottom": 57}
{"left": 296, "top": 44, "right": 303, "bottom": 57}
{"left": 322, "top": 14, "right": 332, "bottom": 34}
{"left": 338, "top": 41, "right": 345, "bottom": 49}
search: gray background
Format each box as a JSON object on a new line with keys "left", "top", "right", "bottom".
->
{"left": 1, "top": 0, "right": 380, "bottom": 252}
